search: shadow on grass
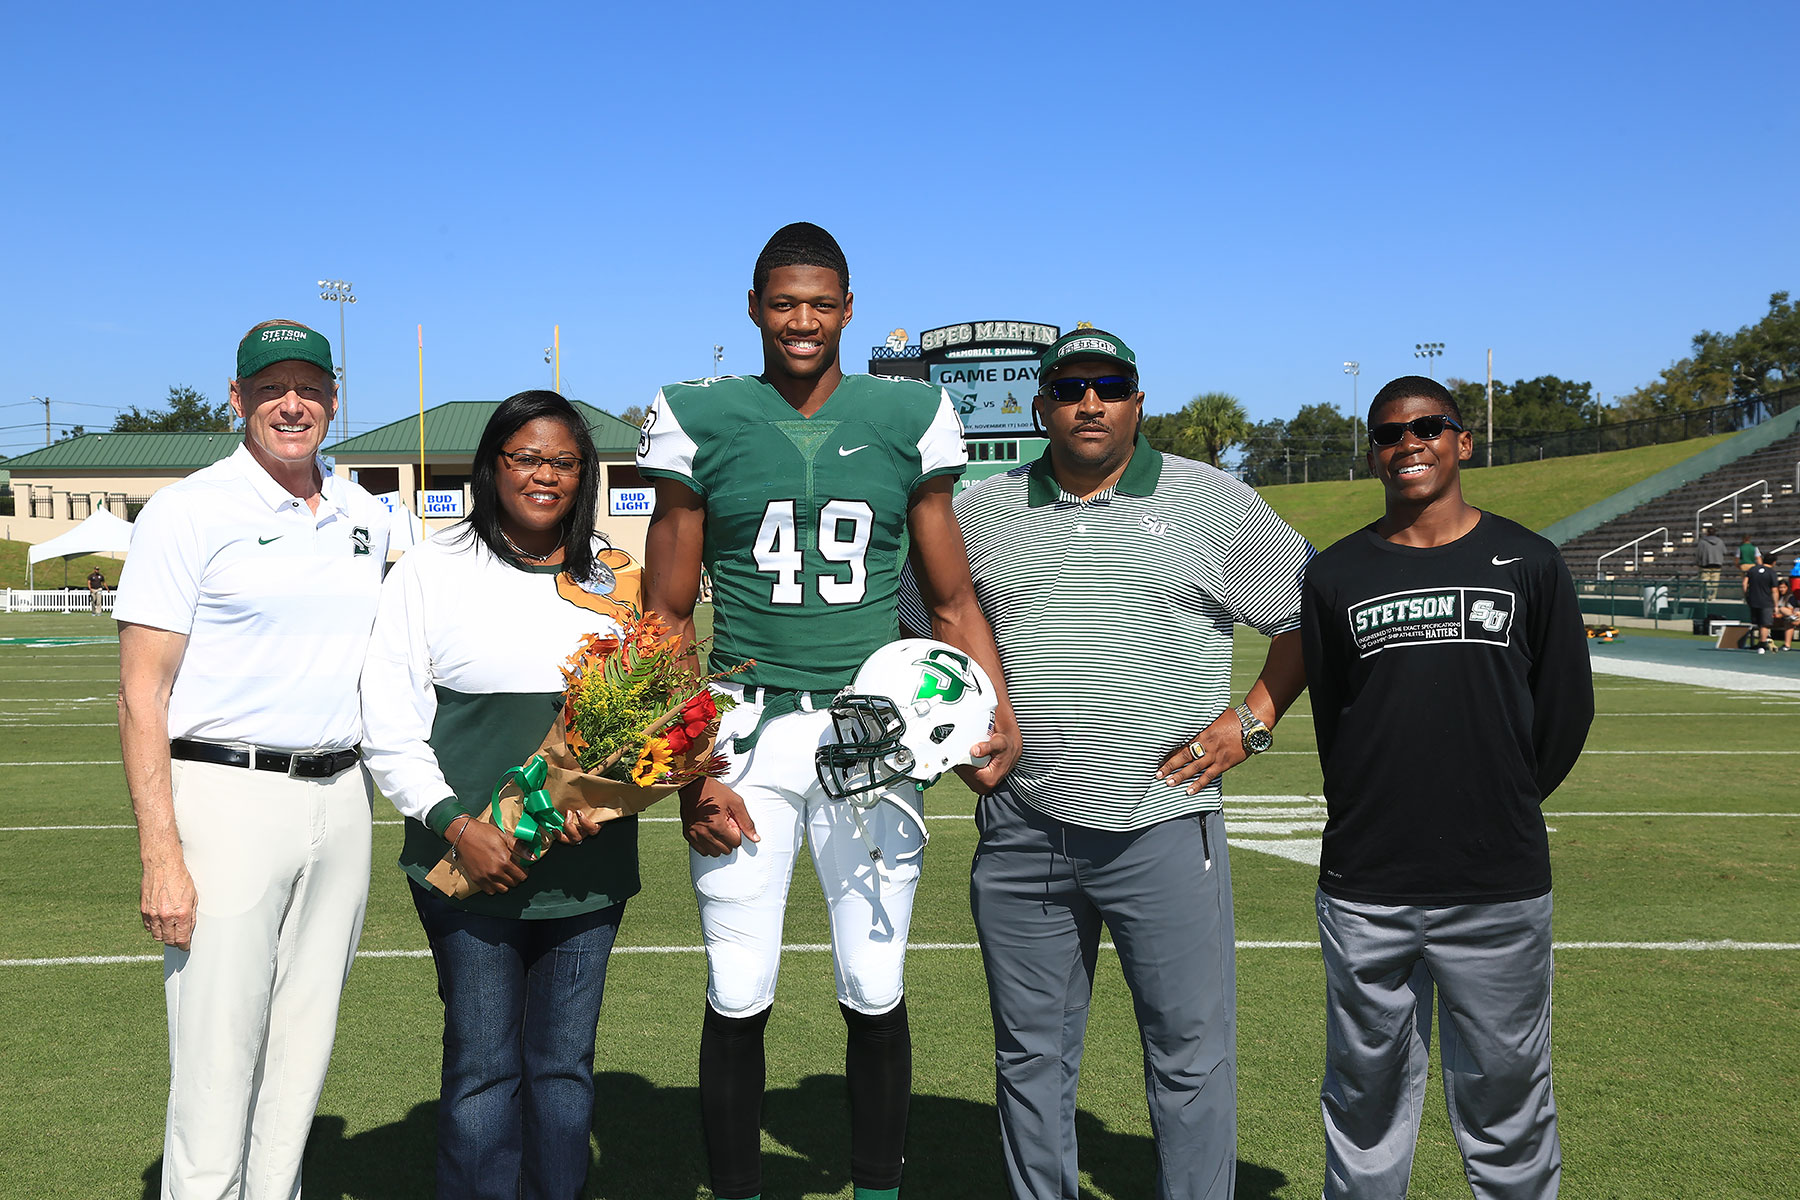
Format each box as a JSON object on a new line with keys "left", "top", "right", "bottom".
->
{"left": 140, "top": 1073, "right": 1288, "bottom": 1199}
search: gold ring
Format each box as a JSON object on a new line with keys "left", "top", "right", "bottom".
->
{"left": 1189, "top": 740, "right": 1206, "bottom": 761}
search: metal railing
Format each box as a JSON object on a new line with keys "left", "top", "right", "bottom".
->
{"left": 1575, "top": 575, "right": 1748, "bottom": 631}
{"left": 1477, "top": 384, "right": 1800, "bottom": 469}
{"left": 1595, "top": 527, "right": 1673, "bottom": 579}
{"left": 1696, "top": 480, "right": 1772, "bottom": 538}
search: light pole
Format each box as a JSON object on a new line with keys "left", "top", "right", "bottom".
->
{"left": 317, "top": 279, "right": 356, "bottom": 441}
{"left": 1414, "top": 341, "right": 1444, "bottom": 380}
{"left": 543, "top": 325, "right": 561, "bottom": 393}
{"left": 1343, "top": 361, "right": 1360, "bottom": 479}
{"left": 33, "top": 395, "right": 49, "bottom": 447}
{"left": 713, "top": 344, "right": 724, "bottom": 377}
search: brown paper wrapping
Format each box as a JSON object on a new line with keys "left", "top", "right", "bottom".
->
{"left": 424, "top": 711, "right": 707, "bottom": 900}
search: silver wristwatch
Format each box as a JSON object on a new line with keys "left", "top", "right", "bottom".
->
{"left": 1234, "top": 703, "right": 1274, "bottom": 755}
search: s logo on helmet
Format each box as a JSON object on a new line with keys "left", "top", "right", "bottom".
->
{"left": 913, "top": 647, "right": 981, "bottom": 704}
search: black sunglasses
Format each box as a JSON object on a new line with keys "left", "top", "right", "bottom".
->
{"left": 1368, "top": 415, "right": 1465, "bottom": 446}
{"left": 1039, "top": 376, "right": 1139, "bottom": 404}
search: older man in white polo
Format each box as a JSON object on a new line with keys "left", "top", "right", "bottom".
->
{"left": 116, "top": 319, "right": 390, "bottom": 1199}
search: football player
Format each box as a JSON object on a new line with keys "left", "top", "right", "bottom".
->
{"left": 637, "top": 222, "right": 1018, "bottom": 1200}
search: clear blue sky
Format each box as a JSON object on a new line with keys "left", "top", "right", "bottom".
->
{"left": 4, "top": 1, "right": 1795, "bottom": 456}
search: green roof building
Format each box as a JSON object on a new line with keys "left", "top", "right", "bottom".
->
{"left": 5, "top": 431, "right": 245, "bottom": 541}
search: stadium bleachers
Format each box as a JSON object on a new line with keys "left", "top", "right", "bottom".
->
{"left": 1559, "top": 429, "right": 1800, "bottom": 580}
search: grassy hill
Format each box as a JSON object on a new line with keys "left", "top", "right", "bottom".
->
{"left": 0, "top": 539, "right": 124, "bottom": 590}
{"left": 1255, "top": 432, "right": 1736, "bottom": 550}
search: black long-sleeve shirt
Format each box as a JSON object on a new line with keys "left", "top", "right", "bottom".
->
{"left": 1300, "top": 511, "right": 1594, "bottom": 904}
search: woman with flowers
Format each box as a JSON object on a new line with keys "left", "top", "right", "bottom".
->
{"left": 360, "top": 391, "right": 639, "bottom": 1199}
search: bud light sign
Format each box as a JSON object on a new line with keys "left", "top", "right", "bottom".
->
{"left": 420, "top": 490, "right": 465, "bottom": 518}
{"left": 609, "top": 488, "right": 655, "bottom": 517}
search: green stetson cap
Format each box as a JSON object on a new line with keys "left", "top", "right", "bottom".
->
{"left": 1039, "top": 327, "right": 1138, "bottom": 382}
{"left": 236, "top": 321, "right": 335, "bottom": 380}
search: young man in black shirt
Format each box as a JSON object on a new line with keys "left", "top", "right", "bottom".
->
{"left": 1300, "top": 375, "right": 1593, "bottom": 1199}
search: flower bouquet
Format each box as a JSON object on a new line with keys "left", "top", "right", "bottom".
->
{"left": 425, "top": 612, "right": 747, "bottom": 899}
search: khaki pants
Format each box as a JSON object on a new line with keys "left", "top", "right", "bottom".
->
{"left": 161, "top": 758, "right": 372, "bottom": 1200}
{"left": 1699, "top": 566, "right": 1721, "bottom": 600}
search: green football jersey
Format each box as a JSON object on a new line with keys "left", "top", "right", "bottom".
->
{"left": 638, "top": 373, "right": 967, "bottom": 691}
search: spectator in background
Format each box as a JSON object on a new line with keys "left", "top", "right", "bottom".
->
{"left": 1744, "top": 553, "right": 1780, "bottom": 651}
{"left": 1694, "top": 526, "right": 1725, "bottom": 600}
{"left": 1772, "top": 582, "right": 1800, "bottom": 651}
{"left": 86, "top": 566, "right": 107, "bottom": 614}
{"left": 1739, "top": 532, "right": 1760, "bottom": 575}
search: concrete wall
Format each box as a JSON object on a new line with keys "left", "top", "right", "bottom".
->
{"left": 8, "top": 469, "right": 194, "bottom": 535}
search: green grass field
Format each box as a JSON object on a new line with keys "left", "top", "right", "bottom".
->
{"left": 1, "top": 613, "right": 1795, "bottom": 1199}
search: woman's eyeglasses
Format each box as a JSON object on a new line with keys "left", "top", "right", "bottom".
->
{"left": 499, "top": 450, "right": 584, "bottom": 476}
{"left": 1367, "top": 415, "right": 1464, "bottom": 447}
{"left": 1038, "top": 376, "right": 1139, "bottom": 405}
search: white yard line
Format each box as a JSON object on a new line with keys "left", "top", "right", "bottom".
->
{"left": 7, "top": 939, "right": 1796, "bottom": 968}
{"left": 10, "top": 810, "right": 1794, "bottom": 834}
{"left": 1590, "top": 656, "right": 1800, "bottom": 692}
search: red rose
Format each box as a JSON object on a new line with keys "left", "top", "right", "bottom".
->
{"left": 665, "top": 725, "right": 692, "bottom": 755}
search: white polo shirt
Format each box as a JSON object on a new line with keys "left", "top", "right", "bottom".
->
{"left": 115, "top": 443, "right": 391, "bottom": 752}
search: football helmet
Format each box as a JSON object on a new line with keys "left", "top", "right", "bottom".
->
{"left": 816, "top": 638, "right": 998, "bottom": 803}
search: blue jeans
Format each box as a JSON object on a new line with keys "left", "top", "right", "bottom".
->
{"left": 410, "top": 881, "right": 625, "bottom": 1200}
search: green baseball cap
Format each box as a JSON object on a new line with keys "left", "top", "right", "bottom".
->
{"left": 236, "top": 321, "right": 335, "bottom": 380}
{"left": 1039, "top": 328, "right": 1137, "bottom": 381}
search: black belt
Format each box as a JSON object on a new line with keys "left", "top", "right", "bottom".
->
{"left": 170, "top": 738, "right": 361, "bottom": 779}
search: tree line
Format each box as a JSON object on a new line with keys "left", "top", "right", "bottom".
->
{"left": 1145, "top": 291, "right": 1798, "bottom": 485}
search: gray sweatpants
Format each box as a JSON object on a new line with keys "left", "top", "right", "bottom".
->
{"left": 971, "top": 785, "right": 1236, "bottom": 1200}
{"left": 1316, "top": 889, "right": 1560, "bottom": 1200}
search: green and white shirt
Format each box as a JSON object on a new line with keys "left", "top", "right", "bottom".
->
{"left": 914, "top": 437, "right": 1313, "bottom": 830}
{"left": 637, "top": 373, "right": 966, "bottom": 692}
{"left": 360, "top": 529, "right": 640, "bottom": 919}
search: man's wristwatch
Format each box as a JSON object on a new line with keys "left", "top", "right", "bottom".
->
{"left": 1234, "top": 703, "right": 1274, "bottom": 755}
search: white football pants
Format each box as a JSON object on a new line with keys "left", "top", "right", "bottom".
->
{"left": 693, "top": 692, "right": 924, "bottom": 1017}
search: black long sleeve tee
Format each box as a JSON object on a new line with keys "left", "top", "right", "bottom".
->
{"left": 1300, "top": 511, "right": 1594, "bottom": 904}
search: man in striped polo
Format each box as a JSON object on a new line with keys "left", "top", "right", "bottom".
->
{"left": 116, "top": 319, "right": 390, "bottom": 1199}
{"left": 943, "top": 329, "right": 1314, "bottom": 1199}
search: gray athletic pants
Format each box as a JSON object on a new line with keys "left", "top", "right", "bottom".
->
{"left": 971, "top": 785, "right": 1236, "bottom": 1200}
{"left": 1316, "top": 889, "right": 1560, "bottom": 1200}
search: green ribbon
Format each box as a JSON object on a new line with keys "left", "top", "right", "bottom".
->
{"left": 491, "top": 753, "right": 563, "bottom": 856}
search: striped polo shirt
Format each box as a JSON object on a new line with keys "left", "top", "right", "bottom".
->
{"left": 939, "top": 436, "right": 1313, "bottom": 830}
{"left": 114, "top": 443, "right": 390, "bottom": 752}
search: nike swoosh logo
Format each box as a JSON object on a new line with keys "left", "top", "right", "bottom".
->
{"left": 259, "top": 536, "right": 283, "bottom": 545}
{"left": 838, "top": 445, "right": 869, "bottom": 456}
{"left": 1492, "top": 556, "right": 1521, "bottom": 565}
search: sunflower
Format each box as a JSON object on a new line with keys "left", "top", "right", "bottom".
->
{"left": 631, "top": 737, "right": 673, "bottom": 786}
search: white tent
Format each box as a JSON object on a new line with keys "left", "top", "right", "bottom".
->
{"left": 28, "top": 508, "right": 136, "bottom": 588}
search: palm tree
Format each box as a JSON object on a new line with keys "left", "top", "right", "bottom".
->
{"left": 1177, "top": 392, "right": 1250, "bottom": 468}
